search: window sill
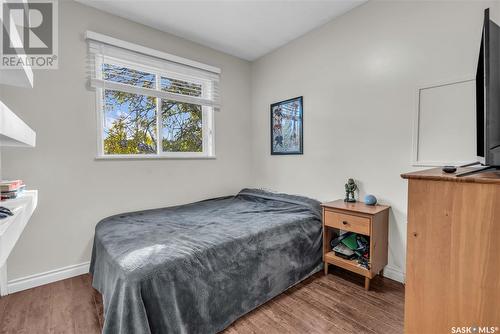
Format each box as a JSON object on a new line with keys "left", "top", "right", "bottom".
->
{"left": 95, "top": 155, "right": 216, "bottom": 161}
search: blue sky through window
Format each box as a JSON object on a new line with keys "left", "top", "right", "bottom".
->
{"left": 101, "top": 63, "right": 204, "bottom": 154}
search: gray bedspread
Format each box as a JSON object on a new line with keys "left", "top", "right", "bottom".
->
{"left": 90, "top": 189, "right": 323, "bottom": 334}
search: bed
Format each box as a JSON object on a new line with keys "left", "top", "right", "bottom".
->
{"left": 90, "top": 188, "right": 323, "bottom": 334}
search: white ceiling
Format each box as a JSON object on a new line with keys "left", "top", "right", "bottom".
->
{"left": 76, "top": 0, "right": 366, "bottom": 61}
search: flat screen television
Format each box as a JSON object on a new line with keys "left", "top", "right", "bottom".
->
{"left": 477, "top": 8, "right": 500, "bottom": 167}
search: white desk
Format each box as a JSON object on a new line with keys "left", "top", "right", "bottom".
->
{"left": 0, "top": 190, "right": 38, "bottom": 296}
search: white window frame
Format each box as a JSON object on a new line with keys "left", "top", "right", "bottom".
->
{"left": 94, "top": 55, "right": 215, "bottom": 160}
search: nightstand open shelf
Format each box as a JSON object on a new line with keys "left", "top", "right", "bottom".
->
{"left": 321, "top": 200, "right": 390, "bottom": 290}
{"left": 324, "top": 251, "right": 369, "bottom": 277}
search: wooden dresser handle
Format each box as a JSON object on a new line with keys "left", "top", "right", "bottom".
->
{"left": 342, "top": 221, "right": 348, "bottom": 225}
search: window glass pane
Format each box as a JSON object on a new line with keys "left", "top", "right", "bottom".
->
{"left": 103, "top": 89, "right": 157, "bottom": 155}
{"left": 160, "top": 77, "right": 202, "bottom": 97}
{"left": 103, "top": 64, "right": 156, "bottom": 88}
{"left": 161, "top": 100, "right": 202, "bottom": 152}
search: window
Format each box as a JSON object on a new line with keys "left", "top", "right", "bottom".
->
{"left": 87, "top": 32, "right": 220, "bottom": 158}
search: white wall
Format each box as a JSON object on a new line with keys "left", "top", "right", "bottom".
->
{"left": 0, "top": 1, "right": 252, "bottom": 280}
{"left": 249, "top": 0, "right": 495, "bottom": 280}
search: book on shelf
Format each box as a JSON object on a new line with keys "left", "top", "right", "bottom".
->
{"left": 0, "top": 180, "right": 26, "bottom": 200}
{"left": 0, "top": 180, "right": 23, "bottom": 192}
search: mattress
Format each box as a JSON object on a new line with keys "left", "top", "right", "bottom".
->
{"left": 90, "top": 188, "right": 323, "bottom": 334}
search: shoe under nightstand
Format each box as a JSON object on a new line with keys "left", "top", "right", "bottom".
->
{"left": 321, "top": 200, "right": 390, "bottom": 290}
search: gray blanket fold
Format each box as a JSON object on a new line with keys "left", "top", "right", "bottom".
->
{"left": 90, "top": 189, "right": 323, "bottom": 334}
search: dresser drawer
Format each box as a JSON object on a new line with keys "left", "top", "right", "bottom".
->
{"left": 324, "top": 210, "right": 370, "bottom": 235}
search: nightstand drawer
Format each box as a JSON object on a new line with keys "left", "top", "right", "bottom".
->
{"left": 324, "top": 210, "right": 370, "bottom": 235}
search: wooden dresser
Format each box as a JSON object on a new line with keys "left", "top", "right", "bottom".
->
{"left": 321, "top": 200, "right": 389, "bottom": 290}
{"left": 402, "top": 168, "right": 500, "bottom": 334}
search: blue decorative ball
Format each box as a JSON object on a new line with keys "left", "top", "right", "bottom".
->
{"left": 364, "top": 194, "right": 377, "bottom": 206}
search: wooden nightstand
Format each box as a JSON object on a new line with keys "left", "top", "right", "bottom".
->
{"left": 321, "top": 200, "right": 390, "bottom": 290}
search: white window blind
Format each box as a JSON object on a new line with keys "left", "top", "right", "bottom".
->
{"left": 86, "top": 32, "right": 221, "bottom": 110}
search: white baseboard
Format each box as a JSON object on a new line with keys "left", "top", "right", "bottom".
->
{"left": 5, "top": 260, "right": 404, "bottom": 294}
{"left": 7, "top": 261, "right": 90, "bottom": 294}
{"left": 383, "top": 265, "right": 405, "bottom": 283}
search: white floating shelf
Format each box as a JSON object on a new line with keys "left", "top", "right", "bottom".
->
{"left": 0, "top": 68, "right": 34, "bottom": 89}
{"left": 0, "top": 100, "right": 36, "bottom": 147}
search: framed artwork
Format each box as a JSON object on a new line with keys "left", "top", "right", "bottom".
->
{"left": 270, "top": 96, "right": 303, "bottom": 155}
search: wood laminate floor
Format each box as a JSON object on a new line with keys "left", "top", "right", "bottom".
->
{"left": 0, "top": 268, "right": 404, "bottom": 334}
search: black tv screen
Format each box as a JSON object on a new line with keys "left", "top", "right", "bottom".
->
{"left": 477, "top": 8, "right": 500, "bottom": 166}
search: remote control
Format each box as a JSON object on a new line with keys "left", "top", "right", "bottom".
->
{"left": 442, "top": 166, "right": 457, "bottom": 174}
